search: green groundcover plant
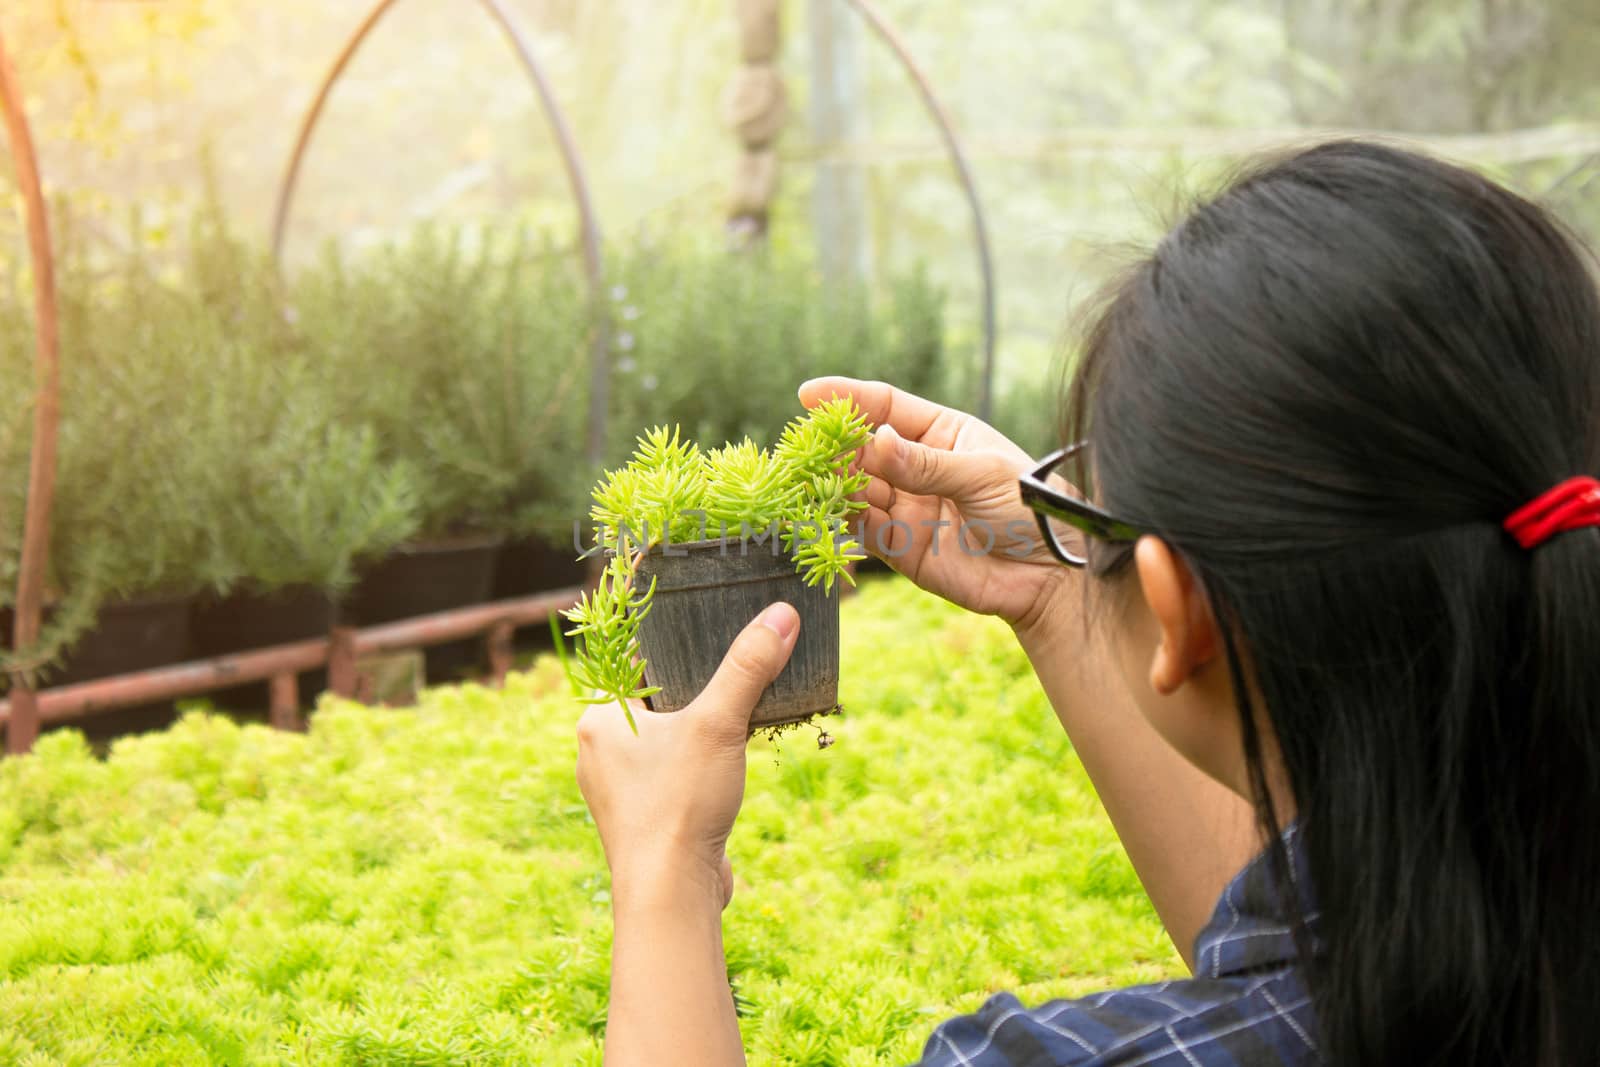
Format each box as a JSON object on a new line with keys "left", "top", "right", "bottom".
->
{"left": 562, "top": 398, "right": 872, "bottom": 728}
{"left": 0, "top": 579, "right": 1182, "bottom": 1065}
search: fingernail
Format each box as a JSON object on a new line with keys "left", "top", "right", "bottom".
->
{"left": 758, "top": 602, "right": 799, "bottom": 641}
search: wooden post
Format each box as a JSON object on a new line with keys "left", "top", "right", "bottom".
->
{"left": 268, "top": 672, "right": 305, "bottom": 732}
{"left": 725, "top": 0, "right": 787, "bottom": 241}
{"left": 808, "top": 0, "right": 869, "bottom": 282}
{"left": 327, "top": 627, "right": 360, "bottom": 700}
{"left": 486, "top": 621, "right": 516, "bottom": 685}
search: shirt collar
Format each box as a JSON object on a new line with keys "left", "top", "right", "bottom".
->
{"left": 1192, "top": 821, "right": 1320, "bottom": 978}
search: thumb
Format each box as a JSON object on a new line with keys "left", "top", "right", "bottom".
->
{"left": 690, "top": 603, "right": 801, "bottom": 734}
{"left": 871, "top": 423, "right": 971, "bottom": 498}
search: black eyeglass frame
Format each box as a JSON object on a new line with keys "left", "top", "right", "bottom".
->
{"left": 1018, "top": 442, "right": 1147, "bottom": 567}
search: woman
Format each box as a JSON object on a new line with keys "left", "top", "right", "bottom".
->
{"left": 575, "top": 141, "right": 1600, "bottom": 1065}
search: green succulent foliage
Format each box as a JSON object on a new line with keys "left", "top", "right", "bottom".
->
{"left": 702, "top": 439, "right": 799, "bottom": 539}
{"left": 565, "top": 398, "right": 873, "bottom": 716}
{"left": 784, "top": 521, "right": 866, "bottom": 594}
{"left": 589, "top": 426, "right": 709, "bottom": 549}
{"left": 560, "top": 554, "right": 660, "bottom": 734}
{"left": 633, "top": 425, "right": 700, "bottom": 474}
{"left": 0, "top": 580, "right": 1181, "bottom": 1065}
{"left": 774, "top": 396, "right": 872, "bottom": 482}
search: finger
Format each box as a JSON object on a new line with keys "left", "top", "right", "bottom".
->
{"left": 864, "top": 473, "right": 897, "bottom": 513}
{"left": 576, "top": 701, "right": 622, "bottom": 748}
{"left": 689, "top": 603, "right": 801, "bottom": 735}
{"left": 798, "top": 377, "right": 952, "bottom": 442}
{"left": 867, "top": 423, "right": 975, "bottom": 499}
{"left": 574, "top": 704, "right": 614, "bottom": 801}
{"left": 860, "top": 504, "right": 937, "bottom": 570}
{"left": 859, "top": 505, "right": 906, "bottom": 564}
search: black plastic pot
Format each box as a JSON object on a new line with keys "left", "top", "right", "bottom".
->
{"left": 2, "top": 594, "right": 194, "bottom": 746}
{"left": 492, "top": 536, "right": 588, "bottom": 600}
{"left": 632, "top": 539, "right": 841, "bottom": 731}
{"left": 347, "top": 535, "right": 505, "bottom": 623}
{"left": 492, "top": 536, "right": 590, "bottom": 660}
{"left": 192, "top": 584, "right": 338, "bottom": 653}
{"left": 1, "top": 593, "right": 196, "bottom": 687}
{"left": 346, "top": 535, "right": 505, "bottom": 682}
{"left": 190, "top": 585, "right": 337, "bottom": 710}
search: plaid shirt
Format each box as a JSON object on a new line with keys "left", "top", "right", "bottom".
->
{"left": 913, "top": 825, "right": 1321, "bottom": 1066}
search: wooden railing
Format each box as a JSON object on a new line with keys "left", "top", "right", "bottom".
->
{"left": 0, "top": 589, "right": 583, "bottom": 736}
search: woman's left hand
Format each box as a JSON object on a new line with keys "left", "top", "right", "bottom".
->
{"left": 579, "top": 603, "right": 800, "bottom": 1067}
{"left": 576, "top": 602, "right": 801, "bottom": 907}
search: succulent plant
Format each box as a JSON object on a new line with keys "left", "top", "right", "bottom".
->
{"left": 562, "top": 398, "right": 872, "bottom": 730}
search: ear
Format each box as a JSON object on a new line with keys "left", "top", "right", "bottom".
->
{"left": 1134, "top": 536, "right": 1219, "bottom": 695}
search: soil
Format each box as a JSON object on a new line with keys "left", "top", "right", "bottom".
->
{"left": 752, "top": 703, "right": 843, "bottom": 747}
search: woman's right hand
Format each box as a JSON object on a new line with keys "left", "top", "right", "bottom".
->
{"left": 798, "top": 377, "right": 1072, "bottom": 635}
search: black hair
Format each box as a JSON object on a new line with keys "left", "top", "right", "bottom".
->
{"left": 1067, "top": 140, "right": 1600, "bottom": 1065}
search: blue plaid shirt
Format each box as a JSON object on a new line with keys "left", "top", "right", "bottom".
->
{"left": 914, "top": 825, "right": 1321, "bottom": 1066}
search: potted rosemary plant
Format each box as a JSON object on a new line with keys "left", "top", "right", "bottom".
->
{"left": 563, "top": 398, "right": 871, "bottom": 734}
{"left": 297, "top": 225, "right": 589, "bottom": 679}
{"left": 189, "top": 368, "right": 420, "bottom": 709}
{"left": 1, "top": 223, "right": 220, "bottom": 692}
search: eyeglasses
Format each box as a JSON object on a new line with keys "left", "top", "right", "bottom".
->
{"left": 1018, "top": 442, "right": 1146, "bottom": 567}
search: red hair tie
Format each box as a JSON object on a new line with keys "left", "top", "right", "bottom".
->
{"left": 1504, "top": 476, "right": 1600, "bottom": 550}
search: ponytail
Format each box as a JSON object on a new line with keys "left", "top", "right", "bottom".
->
{"left": 1520, "top": 529, "right": 1600, "bottom": 1062}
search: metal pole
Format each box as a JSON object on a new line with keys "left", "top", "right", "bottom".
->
{"left": 838, "top": 0, "right": 998, "bottom": 422}
{"left": 270, "top": 0, "right": 609, "bottom": 469}
{"left": 1, "top": 28, "right": 62, "bottom": 755}
{"left": 269, "top": 0, "right": 404, "bottom": 265}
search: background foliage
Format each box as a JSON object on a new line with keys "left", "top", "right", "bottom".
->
{"left": 0, "top": 579, "right": 1182, "bottom": 1065}
{"left": 5, "top": 0, "right": 1598, "bottom": 430}
{"left": 0, "top": 206, "right": 945, "bottom": 683}
{"left": 605, "top": 241, "right": 946, "bottom": 455}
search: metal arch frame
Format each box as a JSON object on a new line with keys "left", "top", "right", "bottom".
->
{"left": 839, "top": 0, "right": 998, "bottom": 423}
{"left": 1, "top": 28, "right": 62, "bottom": 755}
{"left": 271, "top": 0, "right": 609, "bottom": 467}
